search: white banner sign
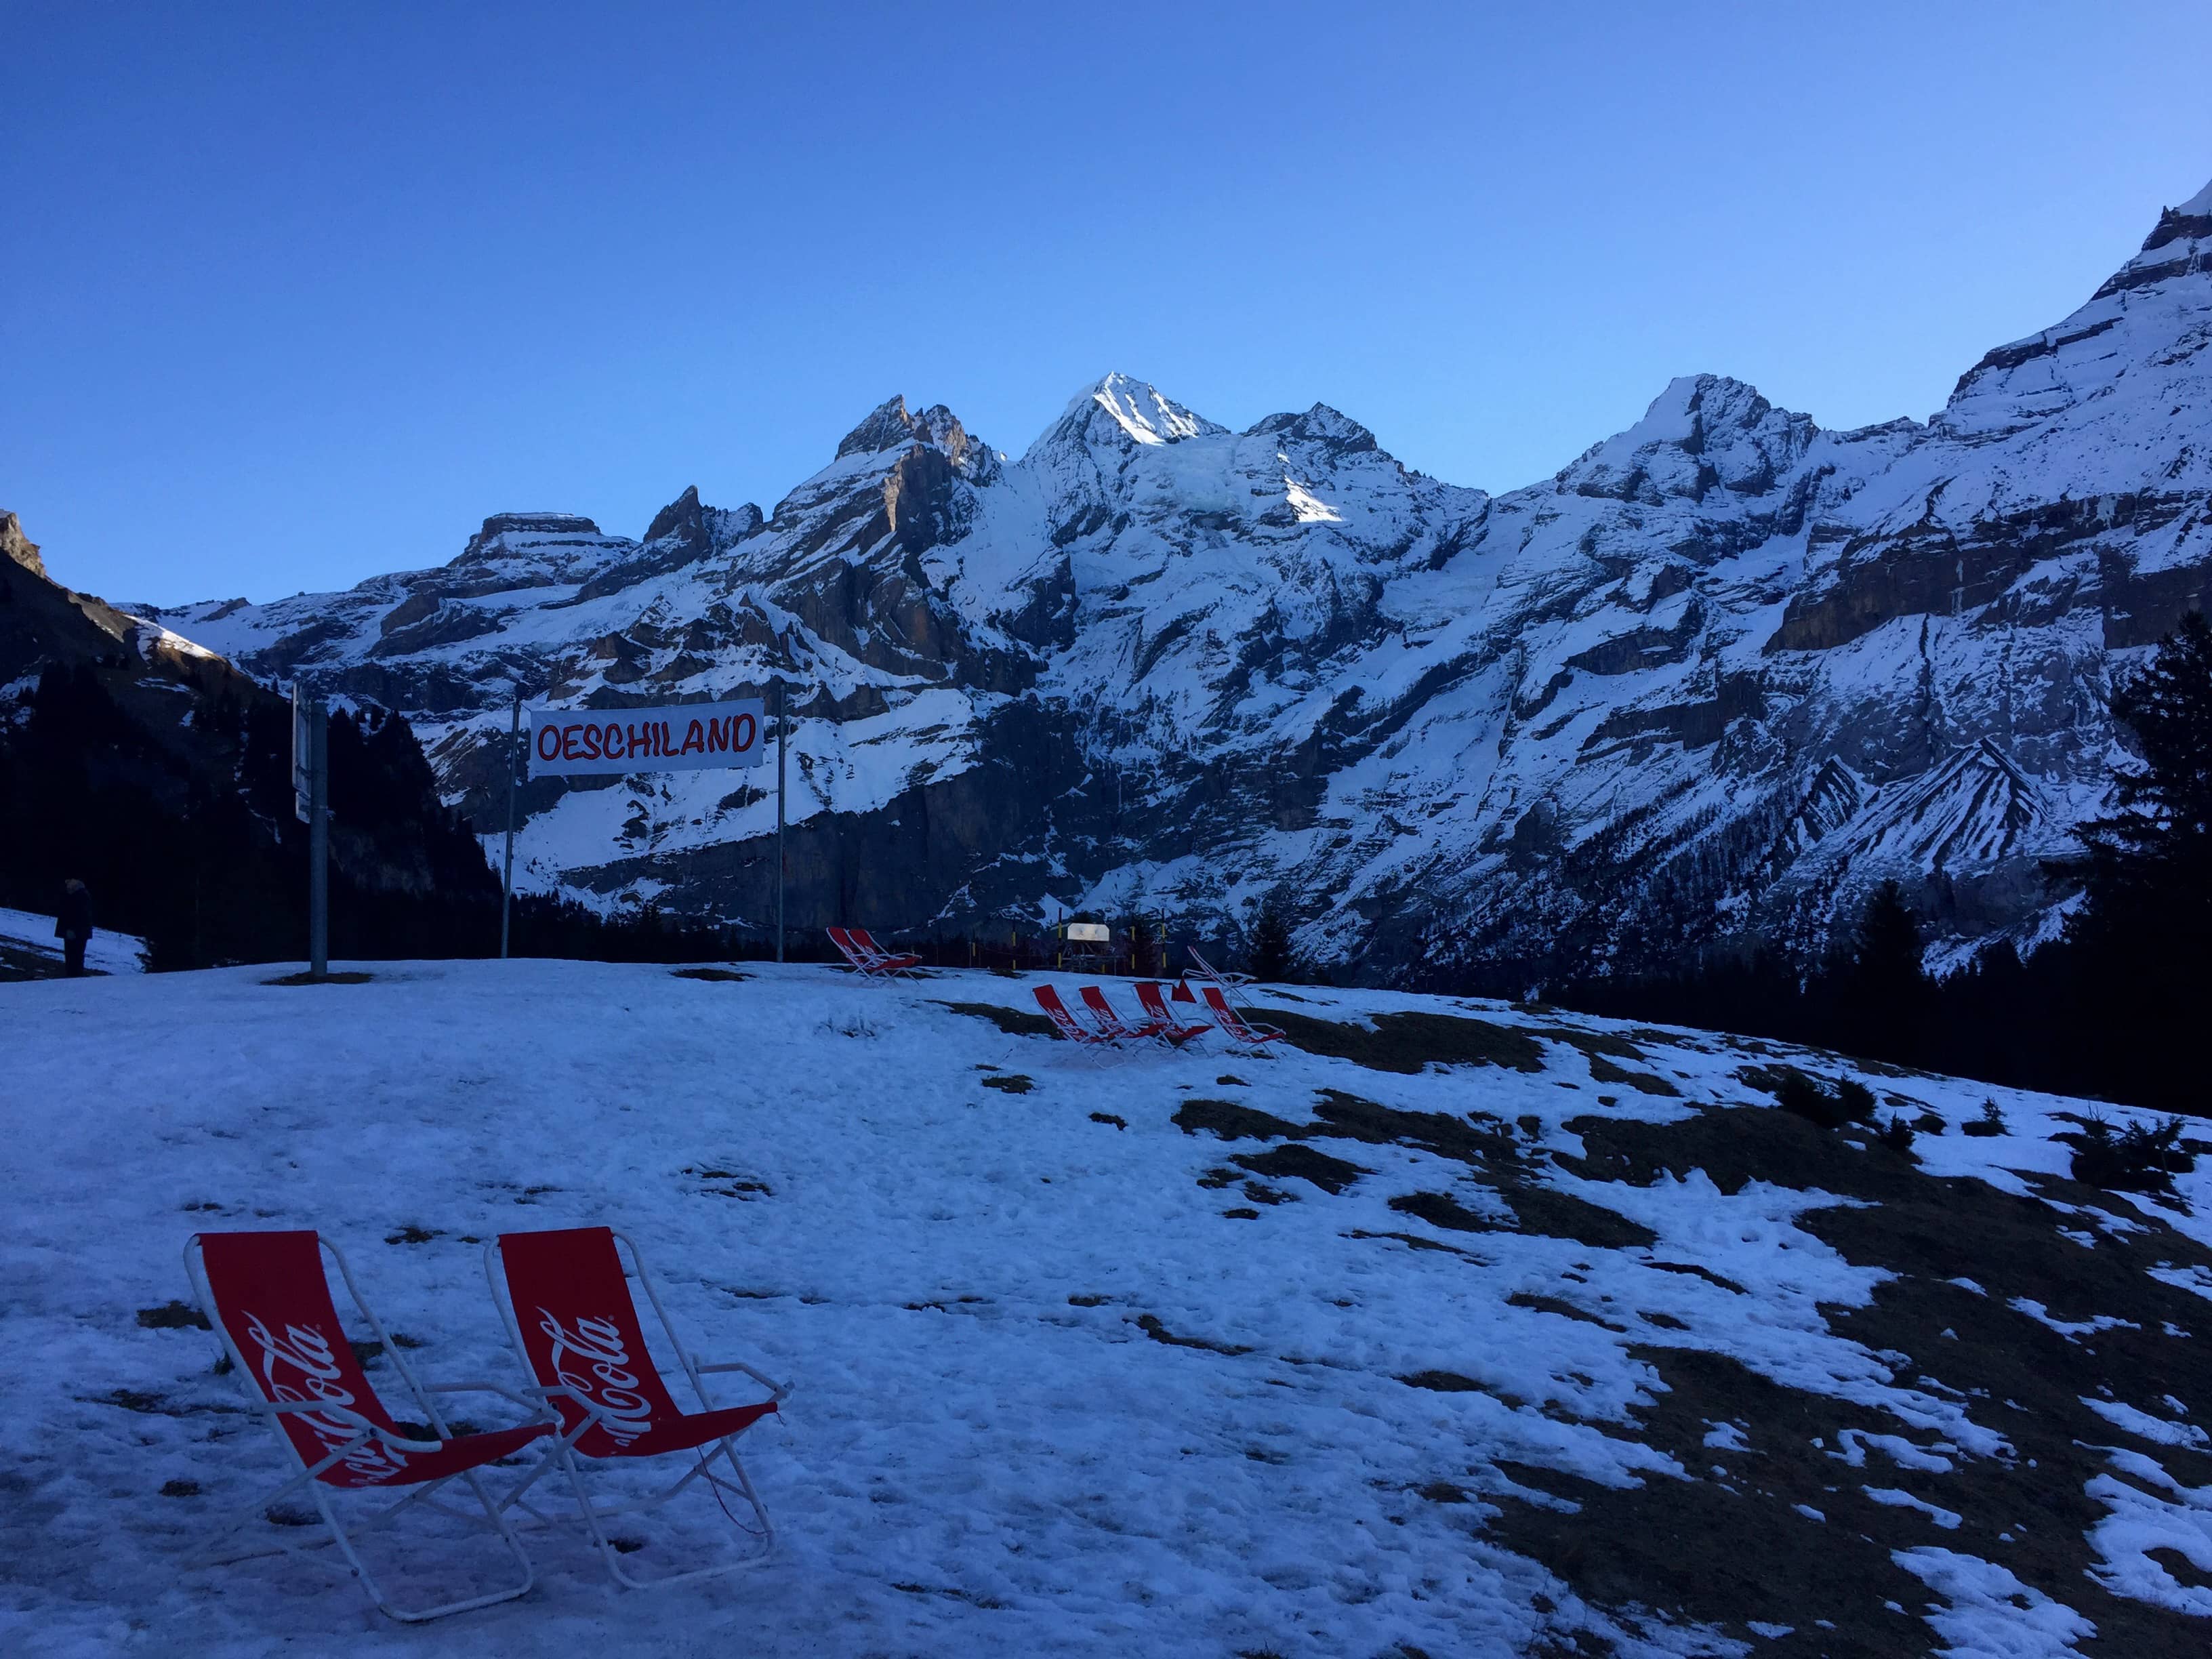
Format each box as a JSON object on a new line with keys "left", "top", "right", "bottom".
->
{"left": 1065, "top": 922, "right": 1111, "bottom": 943}
{"left": 529, "top": 699, "right": 767, "bottom": 777}
{"left": 291, "top": 685, "right": 312, "bottom": 823}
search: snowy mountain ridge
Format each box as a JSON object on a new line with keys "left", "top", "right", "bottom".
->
{"left": 131, "top": 178, "right": 2212, "bottom": 980}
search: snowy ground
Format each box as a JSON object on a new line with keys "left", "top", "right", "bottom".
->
{"left": 4, "top": 961, "right": 2210, "bottom": 1656}
{"left": 0, "top": 907, "right": 144, "bottom": 977}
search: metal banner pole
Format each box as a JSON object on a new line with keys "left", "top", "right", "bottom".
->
{"left": 775, "top": 679, "right": 787, "bottom": 963}
{"left": 499, "top": 688, "right": 520, "bottom": 960}
{"left": 309, "top": 699, "right": 329, "bottom": 979}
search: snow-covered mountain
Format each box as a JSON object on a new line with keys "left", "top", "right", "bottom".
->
{"left": 142, "top": 178, "right": 2212, "bottom": 979}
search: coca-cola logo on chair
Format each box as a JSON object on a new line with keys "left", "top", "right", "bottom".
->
{"left": 243, "top": 1313, "right": 411, "bottom": 1483}
{"left": 536, "top": 1310, "right": 656, "bottom": 1446}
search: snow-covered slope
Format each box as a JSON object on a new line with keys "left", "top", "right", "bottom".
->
{"left": 0, "top": 905, "right": 144, "bottom": 977}
{"left": 137, "top": 178, "right": 2212, "bottom": 980}
{"left": 5, "top": 962, "right": 2210, "bottom": 1653}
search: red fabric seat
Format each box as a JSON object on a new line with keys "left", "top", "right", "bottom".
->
{"left": 197, "top": 1231, "right": 552, "bottom": 1489}
{"left": 1135, "top": 980, "right": 1212, "bottom": 1046}
{"left": 1033, "top": 983, "right": 1113, "bottom": 1043}
{"left": 495, "top": 1225, "right": 777, "bottom": 1460}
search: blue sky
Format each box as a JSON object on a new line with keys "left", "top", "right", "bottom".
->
{"left": 7, "top": 2, "right": 2211, "bottom": 605}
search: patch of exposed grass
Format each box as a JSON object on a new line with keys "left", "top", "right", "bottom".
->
{"left": 1389, "top": 1191, "right": 1493, "bottom": 1233}
{"left": 1543, "top": 1028, "right": 1648, "bottom": 1063}
{"left": 94, "top": 1389, "right": 168, "bottom": 1414}
{"left": 1507, "top": 1292, "right": 1624, "bottom": 1330}
{"left": 1388, "top": 1183, "right": 1657, "bottom": 1252}
{"left": 1134, "top": 1313, "right": 1253, "bottom": 1355}
{"left": 137, "top": 1300, "right": 209, "bottom": 1330}
{"left": 1172, "top": 1099, "right": 1306, "bottom": 1141}
{"left": 1088, "top": 1112, "right": 1128, "bottom": 1130}
{"left": 1254, "top": 1008, "right": 1546, "bottom": 1074}
{"left": 1646, "top": 1260, "right": 1746, "bottom": 1295}
{"left": 263, "top": 970, "right": 375, "bottom": 986}
{"left": 670, "top": 966, "right": 750, "bottom": 982}
{"left": 1398, "top": 1370, "right": 1483, "bottom": 1393}
{"left": 980, "top": 1073, "right": 1034, "bottom": 1094}
{"left": 1231, "top": 1143, "right": 1368, "bottom": 1195}
{"left": 1583, "top": 1052, "right": 1683, "bottom": 1097}
{"left": 934, "top": 1000, "right": 1057, "bottom": 1039}
{"left": 1310, "top": 1090, "right": 1520, "bottom": 1166}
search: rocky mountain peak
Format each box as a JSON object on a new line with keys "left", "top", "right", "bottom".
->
{"left": 643, "top": 484, "right": 704, "bottom": 542}
{"left": 1, "top": 511, "right": 45, "bottom": 579}
{"left": 1940, "top": 182, "right": 2212, "bottom": 443}
{"left": 1246, "top": 404, "right": 1380, "bottom": 455}
{"left": 642, "top": 485, "right": 763, "bottom": 553}
{"left": 836, "top": 396, "right": 921, "bottom": 459}
{"left": 832, "top": 396, "right": 989, "bottom": 478}
{"left": 2142, "top": 175, "right": 2212, "bottom": 254}
{"left": 455, "top": 512, "right": 608, "bottom": 565}
{"left": 1033, "top": 373, "right": 1227, "bottom": 459}
{"left": 1557, "top": 374, "right": 1817, "bottom": 504}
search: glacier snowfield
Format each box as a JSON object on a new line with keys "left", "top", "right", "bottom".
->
{"left": 4, "top": 961, "right": 2210, "bottom": 1656}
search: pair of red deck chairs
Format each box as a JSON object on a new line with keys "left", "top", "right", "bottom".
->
{"left": 181, "top": 1224, "right": 790, "bottom": 1622}
{"left": 825, "top": 925, "right": 922, "bottom": 977}
{"left": 1031, "top": 980, "right": 1285, "bottom": 1050}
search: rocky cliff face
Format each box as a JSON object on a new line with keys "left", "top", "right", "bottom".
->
{"left": 139, "top": 178, "right": 2212, "bottom": 981}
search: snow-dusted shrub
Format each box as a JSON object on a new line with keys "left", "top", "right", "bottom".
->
{"left": 1774, "top": 1068, "right": 1878, "bottom": 1129}
{"left": 1962, "top": 1099, "right": 2007, "bottom": 1138}
{"left": 2070, "top": 1115, "right": 2192, "bottom": 1192}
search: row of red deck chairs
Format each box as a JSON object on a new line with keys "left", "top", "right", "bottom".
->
{"left": 180, "top": 1223, "right": 790, "bottom": 1622}
{"left": 1032, "top": 979, "right": 1284, "bottom": 1050}
{"left": 825, "top": 926, "right": 922, "bottom": 977}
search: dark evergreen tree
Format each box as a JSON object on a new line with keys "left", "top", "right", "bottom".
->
{"left": 2056, "top": 611, "right": 2212, "bottom": 1107}
{"left": 1836, "top": 879, "right": 1929, "bottom": 1066}
{"left": 2074, "top": 610, "right": 2212, "bottom": 942}
{"left": 1246, "top": 890, "right": 1296, "bottom": 983}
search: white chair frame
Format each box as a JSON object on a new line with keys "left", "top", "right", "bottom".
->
{"left": 181, "top": 1233, "right": 562, "bottom": 1623}
{"left": 483, "top": 1228, "right": 792, "bottom": 1591}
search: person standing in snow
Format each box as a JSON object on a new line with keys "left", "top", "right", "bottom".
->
{"left": 54, "top": 878, "right": 93, "bottom": 977}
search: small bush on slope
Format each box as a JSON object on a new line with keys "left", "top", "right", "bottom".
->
{"left": 2069, "top": 1115, "right": 2194, "bottom": 1193}
{"left": 1768, "top": 1067, "right": 1878, "bottom": 1129}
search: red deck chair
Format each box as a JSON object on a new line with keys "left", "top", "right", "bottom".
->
{"left": 826, "top": 926, "right": 880, "bottom": 973}
{"left": 1187, "top": 945, "right": 1256, "bottom": 1004}
{"left": 182, "top": 1230, "right": 558, "bottom": 1622}
{"left": 1032, "top": 983, "right": 1117, "bottom": 1046}
{"left": 1134, "top": 980, "right": 1213, "bottom": 1047}
{"left": 851, "top": 928, "right": 922, "bottom": 977}
{"left": 1077, "top": 984, "right": 1145, "bottom": 1041}
{"left": 485, "top": 1226, "right": 790, "bottom": 1589}
{"left": 1202, "top": 984, "right": 1287, "bottom": 1047}
{"left": 827, "top": 926, "right": 921, "bottom": 978}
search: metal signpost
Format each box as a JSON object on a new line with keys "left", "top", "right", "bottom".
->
{"left": 499, "top": 689, "right": 520, "bottom": 959}
{"left": 291, "top": 686, "right": 329, "bottom": 979}
{"left": 516, "top": 695, "right": 776, "bottom": 955}
{"left": 775, "top": 682, "right": 787, "bottom": 963}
